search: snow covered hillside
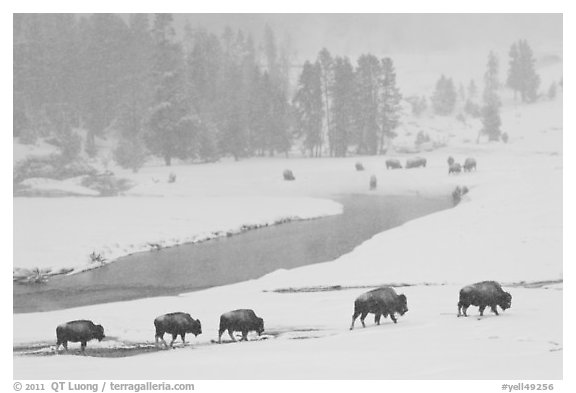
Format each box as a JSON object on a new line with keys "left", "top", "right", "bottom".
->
{"left": 13, "top": 97, "right": 563, "bottom": 379}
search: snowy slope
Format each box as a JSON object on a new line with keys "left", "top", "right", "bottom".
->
{"left": 13, "top": 98, "right": 563, "bottom": 379}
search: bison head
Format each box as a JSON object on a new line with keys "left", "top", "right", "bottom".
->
{"left": 188, "top": 319, "right": 202, "bottom": 337}
{"left": 256, "top": 317, "right": 265, "bottom": 335}
{"left": 94, "top": 324, "right": 105, "bottom": 341}
{"left": 500, "top": 292, "right": 512, "bottom": 311}
{"left": 193, "top": 319, "right": 202, "bottom": 336}
{"left": 398, "top": 294, "right": 409, "bottom": 315}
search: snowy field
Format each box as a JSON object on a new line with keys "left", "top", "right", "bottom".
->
{"left": 13, "top": 99, "right": 562, "bottom": 379}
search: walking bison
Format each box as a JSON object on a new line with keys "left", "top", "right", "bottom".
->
{"left": 56, "top": 320, "right": 105, "bottom": 352}
{"left": 385, "top": 159, "right": 402, "bottom": 169}
{"left": 463, "top": 157, "right": 477, "bottom": 172}
{"left": 457, "top": 281, "right": 512, "bottom": 317}
{"left": 405, "top": 157, "right": 427, "bottom": 169}
{"left": 350, "top": 287, "right": 408, "bottom": 330}
{"left": 154, "top": 312, "right": 202, "bottom": 348}
{"left": 218, "top": 309, "right": 264, "bottom": 343}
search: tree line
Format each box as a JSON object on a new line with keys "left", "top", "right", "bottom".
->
{"left": 14, "top": 14, "right": 403, "bottom": 168}
{"left": 14, "top": 14, "right": 552, "bottom": 169}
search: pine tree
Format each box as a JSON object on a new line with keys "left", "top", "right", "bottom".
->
{"left": 379, "top": 57, "right": 402, "bottom": 153}
{"left": 293, "top": 61, "right": 323, "bottom": 157}
{"left": 146, "top": 14, "right": 195, "bottom": 166}
{"left": 78, "top": 14, "right": 131, "bottom": 141}
{"left": 317, "top": 48, "right": 334, "bottom": 156}
{"left": 507, "top": 39, "right": 540, "bottom": 103}
{"left": 431, "top": 75, "right": 457, "bottom": 115}
{"left": 481, "top": 51, "right": 502, "bottom": 141}
{"left": 354, "top": 54, "right": 381, "bottom": 155}
{"left": 330, "top": 56, "right": 355, "bottom": 157}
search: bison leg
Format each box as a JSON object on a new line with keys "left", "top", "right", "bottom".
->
{"left": 350, "top": 311, "right": 361, "bottom": 330}
{"left": 169, "top": 334, "right": 178, "bottom": 348}
{"left": 360, "top": 312, "right": 368, "bottom": 328}
{"left": 80, "top": 341, "right": 87, "bottom": 353}
{"left": 374, "top": 313, "right": 382, "bottom": 325}
{"left": 458, "top": 302, "right": 469, "bottom": 317}
{"left": 228, "top": 329, "right": 237, "bottom": 342}
{"left": 479, "top": 305, "right": 486, "bottom": 316}
{"left": 155, "top": 333, "right": 163, "bottom": 347}
{"left": 490, "top": 305, "right": 499, "bottom": 315}
{"left": 390, "top": 314, "right": 397, "bottom": 324}
{"left": 181, "top": 333, "right": 186, "bottom": 346}
{"left": 218, "top": 330, "right": 224, "bottom": 344}
{"left": 241, "top": 331, "right": 248, "bottom": 341}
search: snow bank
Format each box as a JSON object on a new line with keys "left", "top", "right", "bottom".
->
{"left": 13, "top": 196, "right": 342, "bottom": 275}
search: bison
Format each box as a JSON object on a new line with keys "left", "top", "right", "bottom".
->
{"left": 56, "top": 320, "right": 105, "bottom": 352}
{"left": 369, "top": 175, "right": 377, "bottom": 190}
{"left": 355, "top": 162, "right": 365, "bottom": 171}
{"left": 350, "top": 287, "right": 408, "bottom": 330}
{"left": 405, "top": 157, "right": 427, "bottom": 169}
{"left": 154, "top": 312, "right": 202, "bottom": 348}
{"left": 448, "top": 162, "right": 462, "bottom": 175}
{"left": 218, "top": 309, "right": 264, "bottom": 343}
{"left": 463, "top": 157, "right": 477, "bottom": 172}
{"left": 283, "top": 169, "right": 295, "bottom": 181}
{"left": 385, "top": 159, "right": 402, "bottom": 169}
{"left": 457, "top": 281, "right": 512, "bottom": 317}
{"left": 447, "top": 156, "right": 455, "bottom": 166}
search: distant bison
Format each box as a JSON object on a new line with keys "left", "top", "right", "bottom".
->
{"left": 457, "top": 281, "right": 512, "bottom": 317}
{"left": 448, "top": 162, "right": 462, "bottom": 175}
{"left": 405, "top": 157, "right": 427, "bottom": 169}
{"left": 218, "top": 309, "right": 264, "bottom": 343}
{"left": 452, "top": 185, "right": 469, "bottom": 205}
{"left": 369, "top": 175, "right": 377, "bottom": 190}
{"left": 350, "top": 287, "right": 408, "bottom": 330}
{"left": 447, "top": 156, "right": 455, "bottom": 166}
{"left": 355, "top": 162, "right": 365, "bottom": 171}
{"left": 154, "top": 312, "right": 202, "bottom": 348}
{"left": 385, "top": 159, "right": 402, "bottom": 169}
{"left": 283, "top": 169, "right": 295, "bottom": 181}
{"left": 463, "top": 157, "right": 477, "bottom": 172}
{"left": 56, "top": 320, "right": 105, "bottom": 352}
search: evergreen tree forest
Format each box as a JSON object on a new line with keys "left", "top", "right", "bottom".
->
{"left": 14, "top": 14, "right": 405, "bottom": 168}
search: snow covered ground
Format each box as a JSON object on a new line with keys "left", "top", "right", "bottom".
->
{"left": 13, "top": 196, "right": 342, "bottom": 276}
{"left": 13, "top": 98, "right": 562, "bottom": 379}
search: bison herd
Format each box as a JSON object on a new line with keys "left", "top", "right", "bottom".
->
{"left": 55, "top": 281, "right": 511, "bottom": 353}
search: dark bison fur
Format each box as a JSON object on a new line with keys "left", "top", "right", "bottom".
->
{"left": 449, "top": 163, "right": 462, "bottom": 175}
{"left": 218, "top": 309, "right": 264, "bottom": 343}
{"left": 463, "top": 157, "right": 477, "bottom": 172}
{"left": 283, "top": 169, "right": 295, "bottom": 181}
{"left": 385, "top": 159, "right": 402, "bottom": 169}
{"left": 154, "top": 312, "right": 202, "bottom": 348}
{"left": 350, "top": 287, "right": 409, "bottom": 330}
{"left": 405, "top": 157, "right": 427, "bottom": 169}
{"left": 56, "top": 320, "right": 105, "bottom": 352}
{"left": 369, "top": 175, "right": 377, "bottom": 190}
{"left": 457, "top": 281, "right": 512, "bottom": 317}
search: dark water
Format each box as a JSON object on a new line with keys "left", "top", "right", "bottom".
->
{"left": 13, "top": 194, "right": 452, "bottom": 314}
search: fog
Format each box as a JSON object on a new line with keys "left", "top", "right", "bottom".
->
{"left": 174, "top": 14, "right": 562, "bottom": 60}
